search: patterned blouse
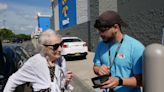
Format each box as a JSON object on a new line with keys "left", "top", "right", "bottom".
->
{"left": 37, "top": 66, "right": 55, "bottom": 92}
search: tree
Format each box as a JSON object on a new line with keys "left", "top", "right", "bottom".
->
{"left": 0, "top": 28, "right": 15, "bottom": 41}
{"left": 0, "top": 28, "right": 31, "bottom": 42}
{"left": 15, "top": 34, "right": 31, "bottom": 41}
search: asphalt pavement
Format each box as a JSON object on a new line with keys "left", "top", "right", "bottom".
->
{"left": 66, "top": 52, "right": 102, "bottom": 92}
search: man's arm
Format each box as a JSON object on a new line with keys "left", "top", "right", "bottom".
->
{"left": 101, "top": 74, "right": 142, "bottom": 89}
{"left": 122, "top": 74, "right": 142, "bottom": 87}
{"left": 93, "top": 65, "right": 101, "bottom": 75}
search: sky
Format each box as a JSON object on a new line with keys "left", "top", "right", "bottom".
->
{"left": 0, "top": 0, "right": 51, "bottom": 35}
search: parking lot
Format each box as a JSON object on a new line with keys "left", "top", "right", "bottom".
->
{"left": 66, "top": 52, "right": 101, "bottom": 92}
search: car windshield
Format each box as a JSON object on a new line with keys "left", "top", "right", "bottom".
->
{"left": 15, "top": 47, "right": 30, "bottom": 69}
{"left": 63, "top": 38, "right": 82, "bottom": 42}
{"left": 15, "top": 47, "right": 29, "bottom": 58}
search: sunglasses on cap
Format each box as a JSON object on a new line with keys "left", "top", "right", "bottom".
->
{"left": 97, "top": 24, "right": 115, "bottom": 32}
{"left": 43, "top": 42, "right": 63, "bottom": 50}
{"left": 98, "top": 27, "right": 110, "bottom": 32}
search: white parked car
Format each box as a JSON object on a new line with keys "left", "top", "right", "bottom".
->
{"left": 61, "top": 37, "right": 88, "bottom": 59}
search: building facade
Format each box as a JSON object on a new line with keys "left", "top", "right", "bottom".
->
{"left": 51, "top": 0, "right": 164, "bottom": 51}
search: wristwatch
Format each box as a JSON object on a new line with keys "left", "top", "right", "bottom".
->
{"left": 117, "top": 77, "right": 123, "bottom": 86}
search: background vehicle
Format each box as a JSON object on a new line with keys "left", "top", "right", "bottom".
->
{"left": 61, "top": 37, "right": 88, "bottom": 60}
{"left": 0, "top": 43, "right": 30, "bottom": 92}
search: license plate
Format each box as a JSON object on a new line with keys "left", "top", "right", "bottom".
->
{"left": 75, "top": 53, "right": 80, "bottom": 56}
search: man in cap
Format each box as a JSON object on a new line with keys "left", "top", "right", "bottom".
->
{"left": 93, "top": 10, "right": 144, "bottom": 92}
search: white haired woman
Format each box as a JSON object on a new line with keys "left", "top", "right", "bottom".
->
{"left": 3, "top": 29, "right": 73, "bottom": 92}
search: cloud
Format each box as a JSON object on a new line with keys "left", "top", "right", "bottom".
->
{"left": 0, "top": 1, "right": 50, "bottom": 34}
{"left": 0, "top": 3, "right": 8, "bottom": 11}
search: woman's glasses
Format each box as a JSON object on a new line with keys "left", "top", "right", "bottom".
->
{"left": 43, "top": 42, "right": 63, "bottom": 50}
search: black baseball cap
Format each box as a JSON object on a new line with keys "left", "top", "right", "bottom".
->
{"left": 94, "top": 10, "right": 128, "bottom": 29}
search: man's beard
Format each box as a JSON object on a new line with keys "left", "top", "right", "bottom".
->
{"left": 103, "top": 38, "right": 112, "bottom": 43}
{"left": 102, "top": 35, "right": 115, "bottom": 43}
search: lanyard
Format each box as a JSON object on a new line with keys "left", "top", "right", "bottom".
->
{"left": 109, "top": 37, "right": 124, "bottom": 70}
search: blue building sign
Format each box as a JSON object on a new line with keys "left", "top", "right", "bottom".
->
{"left": 37, "top": 15, "right": 51, "bottom": 31}
{"left": 58, "top": 0, "right": 77, "bottom": 29}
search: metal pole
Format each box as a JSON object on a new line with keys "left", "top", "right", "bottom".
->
{"left": 2, "top": 19, "right": 6, "bottom": 28}
{"left": 50, "top": 0, "right": 55, "bottom": 30}
{"left": 87, "top": 0, "right": 91, "bottom": 51}
{"left": 144, "top": 43, "right": 164, "bottom": 92}
{"left": 37, "top": 13, "right": 41, "bottom": 30}
{"left": 162, "top": 26, "right": 164, "bottom": 45}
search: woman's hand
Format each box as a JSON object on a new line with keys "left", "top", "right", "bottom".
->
{"left": 65, "top": 71, "right": 73, "bottom": 86}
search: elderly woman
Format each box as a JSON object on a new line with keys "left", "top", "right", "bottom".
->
{"left": 3, "top": 29, "right": 73, "bottom": 92}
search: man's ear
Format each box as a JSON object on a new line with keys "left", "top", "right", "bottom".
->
{"left": 113, "top": 24, "right": 120, "bottom": 32}
{"left": 113, "top": 24, "right": 119, "bottom": 29}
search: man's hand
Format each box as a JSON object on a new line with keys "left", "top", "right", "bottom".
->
{"left": 101, "top": 77, "right": 120, "bottom": 89}
{"left": 94, "top": 65, "right": 110, "bottom": 75}
{"left": 100, "top": 74, "right": 142, "bottom": 89}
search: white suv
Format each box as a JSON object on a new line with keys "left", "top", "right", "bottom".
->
{"left": 61, "top": 37, "right": 88, "bottom": 59}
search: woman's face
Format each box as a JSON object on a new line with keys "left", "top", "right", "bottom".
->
{"left": 45, "top": 36, "right": 62, "bottom": 61}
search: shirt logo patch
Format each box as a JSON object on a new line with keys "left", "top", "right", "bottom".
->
{"left": 118, "top": 53, "right": 125, "bottom": 59}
